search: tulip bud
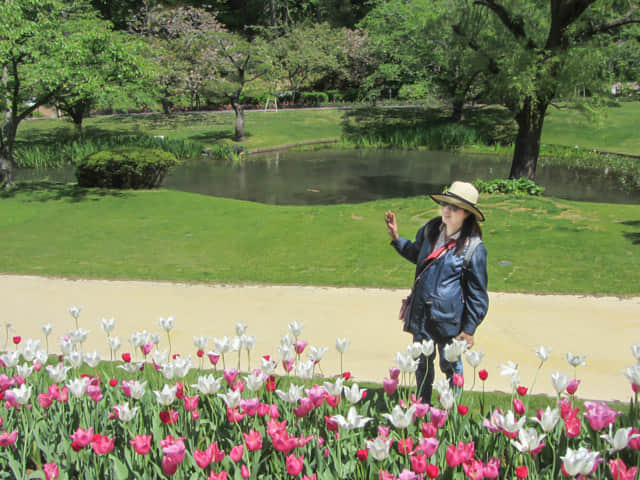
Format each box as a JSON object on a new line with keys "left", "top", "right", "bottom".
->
{"left": 479, "top": 369, "right": 488, "bottom": 380}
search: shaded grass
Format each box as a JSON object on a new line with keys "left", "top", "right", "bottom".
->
{"left": 1, "top": 185, "right": 638, "bottom": 296}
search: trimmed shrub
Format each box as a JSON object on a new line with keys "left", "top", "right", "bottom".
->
{"left": 75, "top": 148, "right": 180, "bottom": 189}
{"left": 474, "top": 178, "right": 545, "bottom": 196}
{"left": 299, "top": 91, "right": 329, "bottom": 106}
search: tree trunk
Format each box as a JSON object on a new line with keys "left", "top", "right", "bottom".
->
{"left": 0, "top": 150, "right": 16, "bottom": 189}
{"left": 232, "top": 98, "right": 245, "bottom": 141}
{"left": 451, "top": 100, "right": 464, "bottom": 122}
{"left": 509, "top": 96, "right": 548, "bottom": 180}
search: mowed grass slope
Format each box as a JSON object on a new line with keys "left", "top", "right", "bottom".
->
{"left": 1, "top": 185, "right": 638, "bottom": 295}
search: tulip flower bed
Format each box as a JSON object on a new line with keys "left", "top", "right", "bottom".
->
{"left": 1, "top": 310, "right": 640, "bottom": 480}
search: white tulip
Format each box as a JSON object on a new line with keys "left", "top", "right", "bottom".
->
{"left": 439, "top": 389, "right": 456, "bottom": 410}
{"left": 0, "top": 351, "right": 20, "bottom": 368}
{"left": 68, "top": 328, "right": 90, "bottom": 345}
{"left": 107, "top": 336, "right": 121, "bottom": 352}
{"left": 158, "top": 316, "right": 174, "bottom": 332}
{"left": 244, "top": 372, "right": 266, "bottom": 392}
{"left": 551, "top": 371, "right": 570, "bottom": 394}
{"left": 444, "top": 338, "right": 468, "bottom": 362}
{"left": 307, "top": 346, "right": 328, "bottom": 363}
{"left": 288, "top": 321, "right": 304, "bottom": 338}
{"left": 16, "top": 363, "right": 34, "bottom": 379}
{"left": 67, "top": 377, "right": 90, "bottom": 398}
{"left": 127, "top": 380, "right": 147, "bottom": 400}
{"left": 214, "top": 336, "right": 231, "bottom": 354}
{"left": 83, "top": 350, "right": 102, "bottom": 368}
{"left": 560, "top": 447, "right": 600, "bottom": 476}
{"left": 623, "top": 363, "right": 640, "bottom": 385}
{"left": 6, "top": 384, "right": 32, "bottom": 405}
{"left": 295, "top": 360, "right": 315, "bottom": 380}
{"left": 343, "top": 383, "right": 366, "bottom": 404}
{"left": 565, "top": 352, "right": 587, "bottom": 367}
{"left": 114, "top": 403, "right": 138, "bottom": 422}
{"left": 235, "top": 322, "right": 248, "bottom": 336}
{"left": 511, "top": 427, "right": 546, "bottom": 453}
{"left": 601, "top": 426, "right": 639, "bottom": 453}
{"left": 407, "top": 342, "right": 423, "bottom": 359}
{"left": 465, "top": 350, "right": 485, "bottom": 368}
{"left": 65, "top": 351, "right": 83, "bottom": 368}
{"left": 41, "top": 324, "right": 53, "bottom": 336}
{"left": 192, "top": 374, "right": 222, "bottom": 395}
{"left": 331, "top": 406, "right": 372, "bottom": 430}
{"left": 218, "top": 389, "right": 242, "bottom": 409}
{"left": 367, "top": 436, "right": 392, "bottom": 461}
{"left": 47, "top": 363, "right": 72, "bottom": 383}
{"left": 275, "top": 384, "right": 304, "bottom": 404}
{"left": 68, "top": 305, "right": 82, "bottom": 320}
{"left": 323, "top": 377, "right": 344, "bottom": 397}
{"left": 99, "top": 317, "right": 116, "bottom": 334}
{"left": 193, "top": 335, "right": 209, "bottom": 350}
{"left": 381, "top": 404, "right": 416, "bottom": 429}
{"left": 535, "top": 345, "right": 552, "bottom": 362}
{"left": 394, "top": 351, "right": 418, "bottom": 373}
{"left": 421, "top": 339, "right": 435, "bottom": 357}
{"left": 631, "top": 344, "right": 640, "bottom": 362}
{"left": 530, "top": 407, "right": 560, "bottom": 432}
{"left": 153, "top": 384, "right": 178, "bottom": 406}
{"left": 335, "top": 337, "right": 351, "bottom": 353}
{"left": 261, "top": 357, "right": 278, "bottom": 376}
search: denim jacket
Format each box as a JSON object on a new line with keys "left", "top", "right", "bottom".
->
{"left": 393, "top": 221, "right": 489, "bottom": 341}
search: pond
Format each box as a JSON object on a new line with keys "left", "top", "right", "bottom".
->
{"left": 15, "top": 148, "right": 639, "bottom": 205}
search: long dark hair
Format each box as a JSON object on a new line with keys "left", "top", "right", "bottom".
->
{"left": 426, "top": 215, "right": 482, "bottom": 254}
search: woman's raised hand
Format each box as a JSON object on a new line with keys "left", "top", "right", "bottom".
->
{"left": 384, "top": 211, "right": 399, "bottom": 242}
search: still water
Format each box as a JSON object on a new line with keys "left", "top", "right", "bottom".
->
{"left": 15, "top": 149, "right": 639, "bottom": 205}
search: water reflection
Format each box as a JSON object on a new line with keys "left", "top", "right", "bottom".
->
{"left": 14, "top": 148, "right": 639, "bottom": 205}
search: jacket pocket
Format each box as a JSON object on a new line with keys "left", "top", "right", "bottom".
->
{"left": 426, "top": 294, "right": 463, "bottom": 339}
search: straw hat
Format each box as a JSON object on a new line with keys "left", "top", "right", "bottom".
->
{"left": 430, "top": 181, "right": 485, "bottom": 222}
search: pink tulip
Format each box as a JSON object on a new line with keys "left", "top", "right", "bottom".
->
{"left": 140, "top": 342, "right": 154, "bottom": 356}
{"left": 584, "top": 401, "right": 620, "bottom": 431}
{"left": 91, "top": 434, "right": 115, "bottom": 454}
{"left": 0, "top": 374, "right": 15, "bottom": 390}
{"left": 38, "top": 392, "right": 53, "bottom": 409}
{"left": 383, "top": 377, "right": 398, "bottom": 395}
{"left": 266, "top": 418, "right": 288, "bottom": 436}
{"left": 389, "top": 366, "right": 401, "bottom": 380}
{"left": 429, "top": 407, "right": 448, "bottom": 428}
{"left": 411, "top": 453, "right": 428, "bottom": 473}
{"left": 240, "top": 398, "right": 259, "bottom": 416}
{"left": 445, "top": 444, "right": 463, "bottom": 467}
{"left": 271, "top": 431, "right": 298, "bottom": 454}
{"left": 161, "top": 435, "right": 186, "bottom": 464}
{"left": 397, "top": 469, "right": 418, "bottom": 480}
{"left": 130, "top": 434, "right": 152, "bottom": 455}
{"left": 286, "top": 453, "right": 304, "bottom": 476}
{"left": 230, "top": 445, "right": 244, "bottom": 462}
{"left": 70, "top": 427, "right": 93, "bottom": 448}
{"left": 194, "top": 448, "right": 213, "bottom": 469}
{"left": 160, "top": 409, "right": 179, "bottom": 424}
{"left": 566, "top": 378, "right": 580, "bottom": 395}
{"left": 208, "top": 471, "right": 228, "bottom": 480}
{"left": 324, "top": 394, "right": 340, "bottom": 407}
{"left": 325, "top": 415, "right": 339, "bottom": 432}
{"left": 0, "top": 430, "right": 17, "bottom": 447}
{"left": 421, "top": 422, "right": 437, "bottom": 438}
{"left": 241, "top": 464, "right": 250, "bottom": 479}
{"left": 208, "top": 441, "right": 226, "bottom": 462}
{"left": 293, "top": 397, "right": 314, "bottom": 418}
{"left": 413, "top": 401, "right": 430, "bottom": 418}
{"left": 453, "top": 373, "right": 464, "bottom": 387}
{"left": 293, "top": 340, "right": 307, "bottom": 354}
{"left": 610, "top": 458, "right": 638, "bottom": 480}
{"left": 87, "top": 385, "right": 102, "bottom": 402}
{"left": 223, "top": 369, "right": 239, "bottom": 384}
{"left": 629, "top": 428, "right": 640, "bottom": 450}
{"left": 378, "top": 425, "right": 390, "bottom": 438}
{"left": 513, "top": 398, "right": 526, "bottom": 415}
{"left": 379, "top": 471, "right": 395, "bottom": 480}
{"left": 243, "top": 430, "right": 263, "bottom": 451}
{"left": 301, "top": 475, "right": 318, "bottom": 480}
{"left": 418, "top": 437, "right": 439, "bottom": 457}
{"left": 227, "top": 407, "right": 245, "bottom": 423}
{"left": 297, "top": 435, "right": 314, "bottom": 447}
{"left": 565, "top": 410, "right": 581, "bottom": 438}
{"left": 397, "top": 437, "right": 414, "bottom": 455}
{"left": 463, "top": 459, "right": 485, "bottom": 480}
{"left": 162, "top": 455, "right": 179, "bottom": 476}
{"left": 483, "top": 457, "right": 500, "bottom": 478}
{"left": 283, "top": 359, "right": 295, "bottom": 372}
{"left": 306, "top": 385, "right": 326, "bottom": 407}
{"left": 231, "top": 379, "right": 245, "bottom": 392}
{"left": 184, "top": 395, "right": 199, "bottom": 412}
{"left": 206, "top": 352, "right": 220, "bottom": 366}
{"left": 43, "top": 462, "right": 59, "bottom": 480}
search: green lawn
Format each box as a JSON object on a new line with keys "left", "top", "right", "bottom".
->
{"left": 542, "top": 101, "right": 640, "bottom": 155}
{"left": 1, "top": 185, "right": 638, "bottom": 296}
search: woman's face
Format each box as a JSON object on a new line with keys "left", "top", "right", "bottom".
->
{"left": 441, "top": 203, "right": 470, "bottom": 234}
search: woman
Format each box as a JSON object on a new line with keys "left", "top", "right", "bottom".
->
{"left": 384, "top": 181, "right": 489, "bottom": 404}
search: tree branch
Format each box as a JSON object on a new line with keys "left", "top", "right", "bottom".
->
{"left": 580, "top": 14, "right": 640, "bottom": 38}
{"left": 474, "top": 0, "right": 537, "bottom": 49}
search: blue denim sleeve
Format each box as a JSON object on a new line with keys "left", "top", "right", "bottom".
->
{"left": 461, "top": 243, "right": 489, "bottom": 335}
{"left": 391, "top": 224, "right": 427, "bottom": 265}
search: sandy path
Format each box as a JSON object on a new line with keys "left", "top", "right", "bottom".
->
{"left": 2, "top": 274, "right": 639, "bottom": 402}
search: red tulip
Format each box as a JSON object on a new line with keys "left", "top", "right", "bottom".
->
{"left": 121, "top": 352, "right": 131, "bottom": 363}
{"left": 12, "top": 336, "right": 21, "bottom": 345}
{"left": 160, "top": 409, "right": 179, "bottom": 424}
{"left": 516, "top": 465, "right": 529, "bottom": 479}
{"left": 479, "top": 369, "right": 488, "bottom": 380}
{"left": 517, "top": 385, "right": 528, "bottom": 396}
{"left": 356, "top": 448, "right": 368, "bottom": 461}
{"left": 426, "top": 464, "right": 440, "bottom": 479}
{"left": 457, "top": 404, "right": 469, "bottom": 416}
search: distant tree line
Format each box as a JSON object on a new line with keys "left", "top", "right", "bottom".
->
{"left": 1, "top": 0, "right": 639, "bottom": 189}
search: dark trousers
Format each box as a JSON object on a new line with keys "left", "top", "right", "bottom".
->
{"left": 414, "top": 336, "right": 464, "bottom": 405}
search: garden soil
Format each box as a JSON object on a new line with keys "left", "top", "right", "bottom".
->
{"left": 2, "top": 274, "right": 639, "bottom": 402}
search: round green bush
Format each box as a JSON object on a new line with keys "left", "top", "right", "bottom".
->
{"left": 75, "top": 148, "right": 180, "bottom": 189}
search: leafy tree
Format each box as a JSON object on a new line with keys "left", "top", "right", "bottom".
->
{"left": 459, "top": 0, "right": 640, "bottom": 179}
{"left": 0, "top": 0, "right": 142, "bottom": 188}
{"left": 362, "top": 0, "right": 492, "bottom": 120}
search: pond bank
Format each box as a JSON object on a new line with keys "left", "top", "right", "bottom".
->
{"left": 2, "top": 274, "right": 638, "bottom": 402}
